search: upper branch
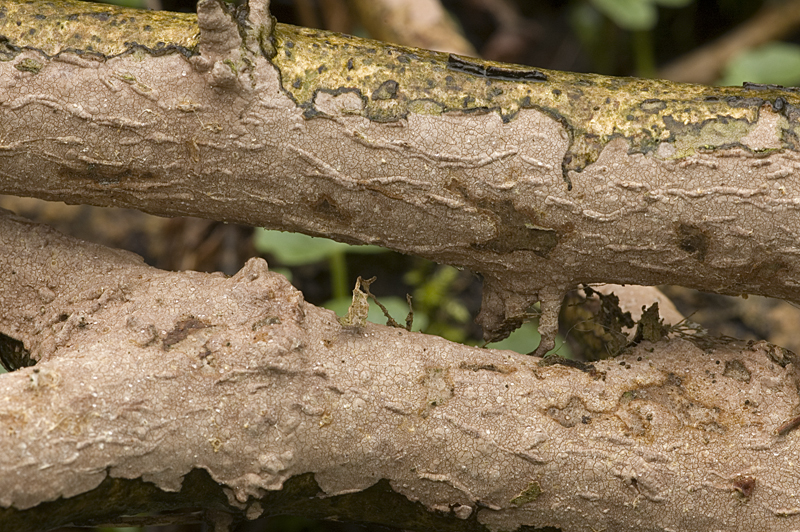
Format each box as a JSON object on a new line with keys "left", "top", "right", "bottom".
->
{"left": 2, "top": 0, "right": 800, "bottom": 349}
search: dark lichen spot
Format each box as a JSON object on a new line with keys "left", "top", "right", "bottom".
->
{"left": 546, "top": 397, "right": 592, "bottom": 428}
{"left": 162, "top": 317, "right": 209, "bottom": 350}
{"left": 317, "top": 64, "right": 326, "bottom": 74}
{"left": 773, "top": 97, "right": 786, "bottom": 112}
{"left": 346, "top": 57, "right": 353, "bottom": 70}
{"left": 458, "top": 362, "right": 514, "bottom": 374}
{"left": 733, "top": 476, "right": 755, "bottom": 498}
{"left": 372, "top": 79, "right": 398, "bottom": 100}
{"left": 488, "top": 87, "right": 503, "bottom": 98}
{"left": 726, "top": 95, "right": 765, "bottom": 108}
{"left": 743, "top": 81, "right": 800, "bottom": 93}
{"left": 14, "top": 58, "right": 42, "bottom": 73}
{"left": 722, "top": 359, "right": 751, "bottom": 382}
{"left": 397, "top": 53, "right": 417, "bottom": 63}
{"left": 447, "top": 54, "right": 547, "bottom": 82}
{"left": 640, "top": 99, "right": 667, "bottom": 113}
{"left": 511, "top": 481, "right": 542, "bottom": 506}
{"left": 292, "top": 78, "right": 301, "bottom": 89}
{"left": 675, "top": 223, "right": 708, "bottom": 262}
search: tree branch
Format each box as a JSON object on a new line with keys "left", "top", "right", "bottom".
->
{"left": 4, "top": 2, "right": 800, "bottom": 530}
{"left": 2, "top": 208, "right": 800, "bottom": 532}
{"left": 4, "top": 0, "right": 800, "bottom": 350}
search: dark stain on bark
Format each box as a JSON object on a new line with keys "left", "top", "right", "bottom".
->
{"left": 446, "top": 55, "right": 548, "bottom": 83}
{"left": 470, "top": 199, "right": 559, "bottom": 257}
{"left": 310, "top": 195, "right": 350, "bottom": 224}
{"left": 732, "top": 476, "right": 755, "bottom": 498}
{"left": 675, "top": 223, "right": 708, "bottom": 262}
{"left": 722, "top": 359, "right": 750, "bottom": 382}
{"left": 372, "top": 79, "right": 399, "bottom": 100}
{"left": 458, "top": 362, "right": 515, "bottom": 374}
{"left": 163, "top": 317, "right": 209, "bottom": 350}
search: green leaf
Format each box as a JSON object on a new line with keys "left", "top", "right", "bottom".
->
{"left": 253, "top": 229, "right": 385, "bottom": 266}
{"left": 487, "top": 323, "right": 541, "bottom": 354}
{"left": 718, "top": 42, "right": 800, "bottom": 87}
{"left": 590, "top": 0, "right": 657, "bottom": 31}
{"left": 488, "top": 324, "right": 571, "bottom": 357}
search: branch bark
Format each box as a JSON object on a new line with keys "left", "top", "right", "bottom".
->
{"left": 3, "top": 1, "right": 800, "bottom": 530}
{"left": 3, "top": 208, "right": 800, "bottom": 532}
{"left": 4, "top": 0, "right": 800, "bottom": 350}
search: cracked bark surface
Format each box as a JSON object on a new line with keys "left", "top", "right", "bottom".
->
{"left": 3, "top": 0, "right": 800, "bottom": 530}
{"left": 4, "top": 0, "right": 800, "bottom": 351}
{"left": 3, "top": 208, "right": 800, "bottom": 532}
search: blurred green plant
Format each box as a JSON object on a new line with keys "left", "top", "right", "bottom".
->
{"left": 253, "top": 229, "right": 386, "bottom": 300}
{"left": 571, "top": 0, "right": 694, "bottom": 77}
{"left": 718, "top": 42, "right": 800, "bottom": 87}
{"left": 254, "top": 229, "right": 431, "bottom": 330}
{"left": 591, "top": 0, "right": 693, "bottom": 31}
{"left": 404, "top": 263, "right": 472, "bottom": 343}
{"left": 253, "top": 230, "right": 558, "bottom": 352}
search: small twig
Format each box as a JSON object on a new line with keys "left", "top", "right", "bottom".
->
{"left": 775, "top": 413, "right": 800, "bottom": 436}
{"left": 360, "top": 277, "right": 414, "bottom": 331}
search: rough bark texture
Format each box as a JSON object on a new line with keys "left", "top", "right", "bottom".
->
{"left": 3, "top": 1, "right": 800, "bottom": 531}
{"left": 3, "top": 208, "right": 800, "bottom": 532}
{"left": 4, "top": 0, "right": 800, "bottom": 351}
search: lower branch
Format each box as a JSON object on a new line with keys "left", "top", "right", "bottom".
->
{"left": 2, "top": 210, "right": 800, "bottom": 531}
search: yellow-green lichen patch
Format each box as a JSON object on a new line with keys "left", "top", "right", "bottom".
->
{"left": 0, "top": 0, "right": 198, "bottom": 57}
{"left": 271, "top": 22, "right": 800, "bottom": 172}
{"left": 511, "top": 481, "right": 542, "bottom": 506}
{"left": 14, "top": 58, "right": 42, "bottom": 73}
{"left": 114, "top": 71, "right": 137, "bottom": 83}
{"left": 272, "top": 24, "right": 554, "bottom": 123}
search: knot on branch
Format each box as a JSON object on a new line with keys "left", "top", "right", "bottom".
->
{"left": 194, "top": 0, "right": 275, "bottom": 88}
